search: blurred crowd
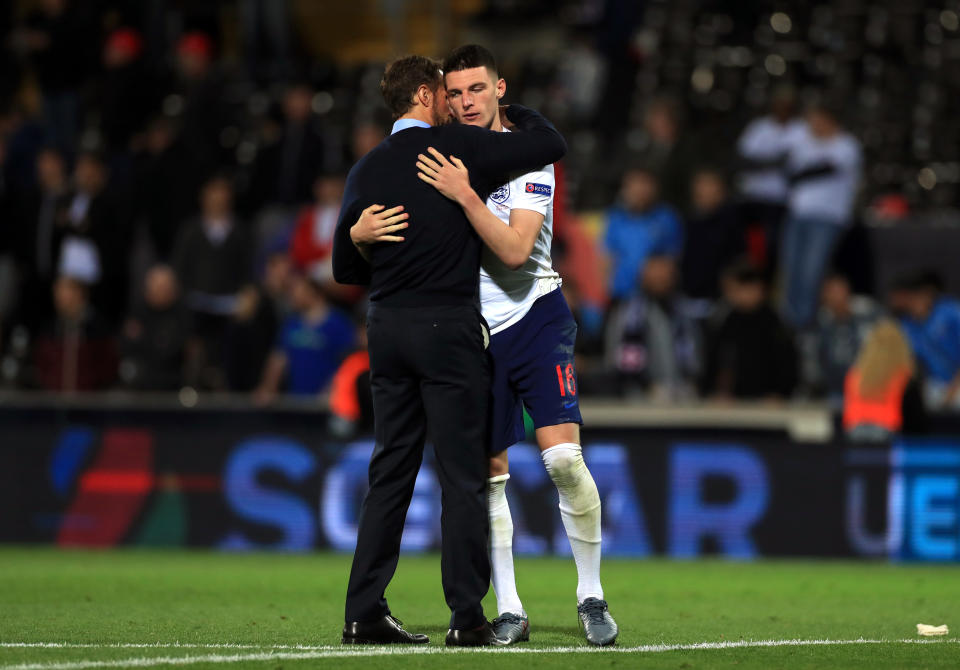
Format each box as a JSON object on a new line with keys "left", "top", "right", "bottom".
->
{"left": 576, "top": 88, "right": 960, "bottom": 434}
{"left": 0, "top": 0, "right": 958, "bottom": 437}
{"left": 0, "top": 0, "right": 377, "bottom": 421}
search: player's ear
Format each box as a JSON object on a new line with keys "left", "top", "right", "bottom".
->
{"left": 416, "top": 84, "right": 432, "bottom": 108}
{"left": 495, "top": 78, "right": 506, "bottom": 100}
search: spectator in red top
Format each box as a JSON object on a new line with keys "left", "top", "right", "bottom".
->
{"left": 290, "top": 173, "right": 344, "bottom": 273}
{"left": 290, "top": 173, "right": 362, "bottom": 305}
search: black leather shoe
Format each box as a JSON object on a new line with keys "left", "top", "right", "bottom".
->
{"left": 445, "top": 620, "right": 508, "bottom": 647}
{"left": 341, "top": 615, "right": 429, "bottom": 644}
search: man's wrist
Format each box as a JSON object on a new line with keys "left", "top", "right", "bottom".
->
{"left": 350, "top": 223, "right": 366, "bottom": 246}
{"left": 459, "top": 188, "right": 483, "bottom": 210}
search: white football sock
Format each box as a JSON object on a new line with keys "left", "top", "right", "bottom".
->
{"left": 541, "top": 443, "right": 603, "bottom": 603}
{"left": 488, "top": 474, "right": 525, "bottom": 616}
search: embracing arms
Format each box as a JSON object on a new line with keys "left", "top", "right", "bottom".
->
{"left": 416, "top": 148, "right": 543, "bottom": 270}
{"left": 345, "top": 105, "right": 562, "bottom": 267}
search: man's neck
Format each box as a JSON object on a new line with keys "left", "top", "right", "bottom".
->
{"left": 399, "top": 107, "right": 433, "bottom": 126}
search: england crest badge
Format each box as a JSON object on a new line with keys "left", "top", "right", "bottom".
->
{"left": 490, "top": 183, "right": 510, "bottom": 204}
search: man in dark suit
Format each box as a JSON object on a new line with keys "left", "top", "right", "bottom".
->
{"left": 333, "top": 55, "right": 566, "bottom": 647}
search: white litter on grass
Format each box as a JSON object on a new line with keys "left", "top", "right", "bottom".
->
{"left": 917, "top": 623, "right": 949, "bottom": 636}
{"left": 0, "top": 638, "right": 957, "bottom": 670}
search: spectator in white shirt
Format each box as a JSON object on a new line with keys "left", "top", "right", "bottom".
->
{"left": 736, "top": 86, "right": 805, "bottom": 275}
{"left": 780, "top": 101, "right": 862, "bottom": 329}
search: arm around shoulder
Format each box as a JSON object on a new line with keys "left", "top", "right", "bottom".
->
{"left": 464, "top": 105, "right": 567, "bottom": 179}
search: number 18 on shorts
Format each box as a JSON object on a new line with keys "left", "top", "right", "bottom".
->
{"left": 487, "top": 289, "right": 583, "bottom": 454}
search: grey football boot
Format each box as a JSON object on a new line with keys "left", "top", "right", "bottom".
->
{"left": 491, "top": 612, "right": 530, "bottom": 644}
{"left": 577, "top": 598, "right": 618, "bottom": 646}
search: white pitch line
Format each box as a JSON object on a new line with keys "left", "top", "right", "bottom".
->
{"left": 0, "top": 647, "right": 268, "bottom": 651}
{"left": 0, "top": 638, "right": 957, "bottom": 670}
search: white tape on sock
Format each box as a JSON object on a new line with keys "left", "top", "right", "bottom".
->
{"left": 541, "top": 443, "right": 603, "bottom": 602}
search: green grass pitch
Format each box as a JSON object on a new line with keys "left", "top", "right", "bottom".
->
{"left": 0, "top": 548, "right": 958, "bottom": 669}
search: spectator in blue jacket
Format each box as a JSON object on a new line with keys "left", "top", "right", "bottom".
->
{"left": 898, "top": 272, "right": 960, "bottom": 410}
{"left": 253, "top": 270, "right": 355, "bottom": 404}
{"left": 603, "top": 167, "right": 683, "bottom": 302}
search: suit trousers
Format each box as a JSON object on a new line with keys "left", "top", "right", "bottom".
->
{"left": 344, "top": 302, "right": 491, "bottom": 630}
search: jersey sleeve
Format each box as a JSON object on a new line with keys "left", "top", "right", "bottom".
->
{"left": 510, "top": 167, "right": 555, "bottom": 217}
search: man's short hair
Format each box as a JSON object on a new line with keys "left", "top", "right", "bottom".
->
{"left": 380, "top": 55, "right": 443, "bottom": 119}
{"left": 692, "top": 165, "right": 728, "bottom": 184}
{"left": 823, "top": 269, "right": 851, "bottom": 286}
{"left": 905, "top": 269, "right": 945, "bottom": 293}
{"left": 623, "top": 164, "right": 660, "bottom": 183}
{"left": 442, "top": 44, "right": 498, "bottom": 77}
{"left": 724, "top": 260, "right": 766, "bottom": 286}
{"left": 806, "top": 92, "right": 845, "bottom": 124}
{"left": 202, "top": 170, "right": 235, "bottom": 191}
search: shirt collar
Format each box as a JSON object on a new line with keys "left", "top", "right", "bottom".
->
{"left": 391, "top": 118, "right": 432, "bottom": 134}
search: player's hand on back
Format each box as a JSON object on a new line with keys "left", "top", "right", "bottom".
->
{"left": 351, "top": 204, "right": 409, "bottom": 246}
{"left": 417, "top": 147, "right": 473, "bottom": 205}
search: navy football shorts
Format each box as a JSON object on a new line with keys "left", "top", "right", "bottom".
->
{"left": 487, "top": 288, "right": 583, "bottom": 454}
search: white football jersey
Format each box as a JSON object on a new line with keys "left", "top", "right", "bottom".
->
{"left": 479, "top": 133, "right": 562, "bottom": 334}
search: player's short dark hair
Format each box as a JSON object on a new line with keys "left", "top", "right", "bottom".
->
{"left": 380, "top": 55, "right": 443, "bottom": 119}
{"left": 442, "top": 44, "right": 498, "bottom": 78}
